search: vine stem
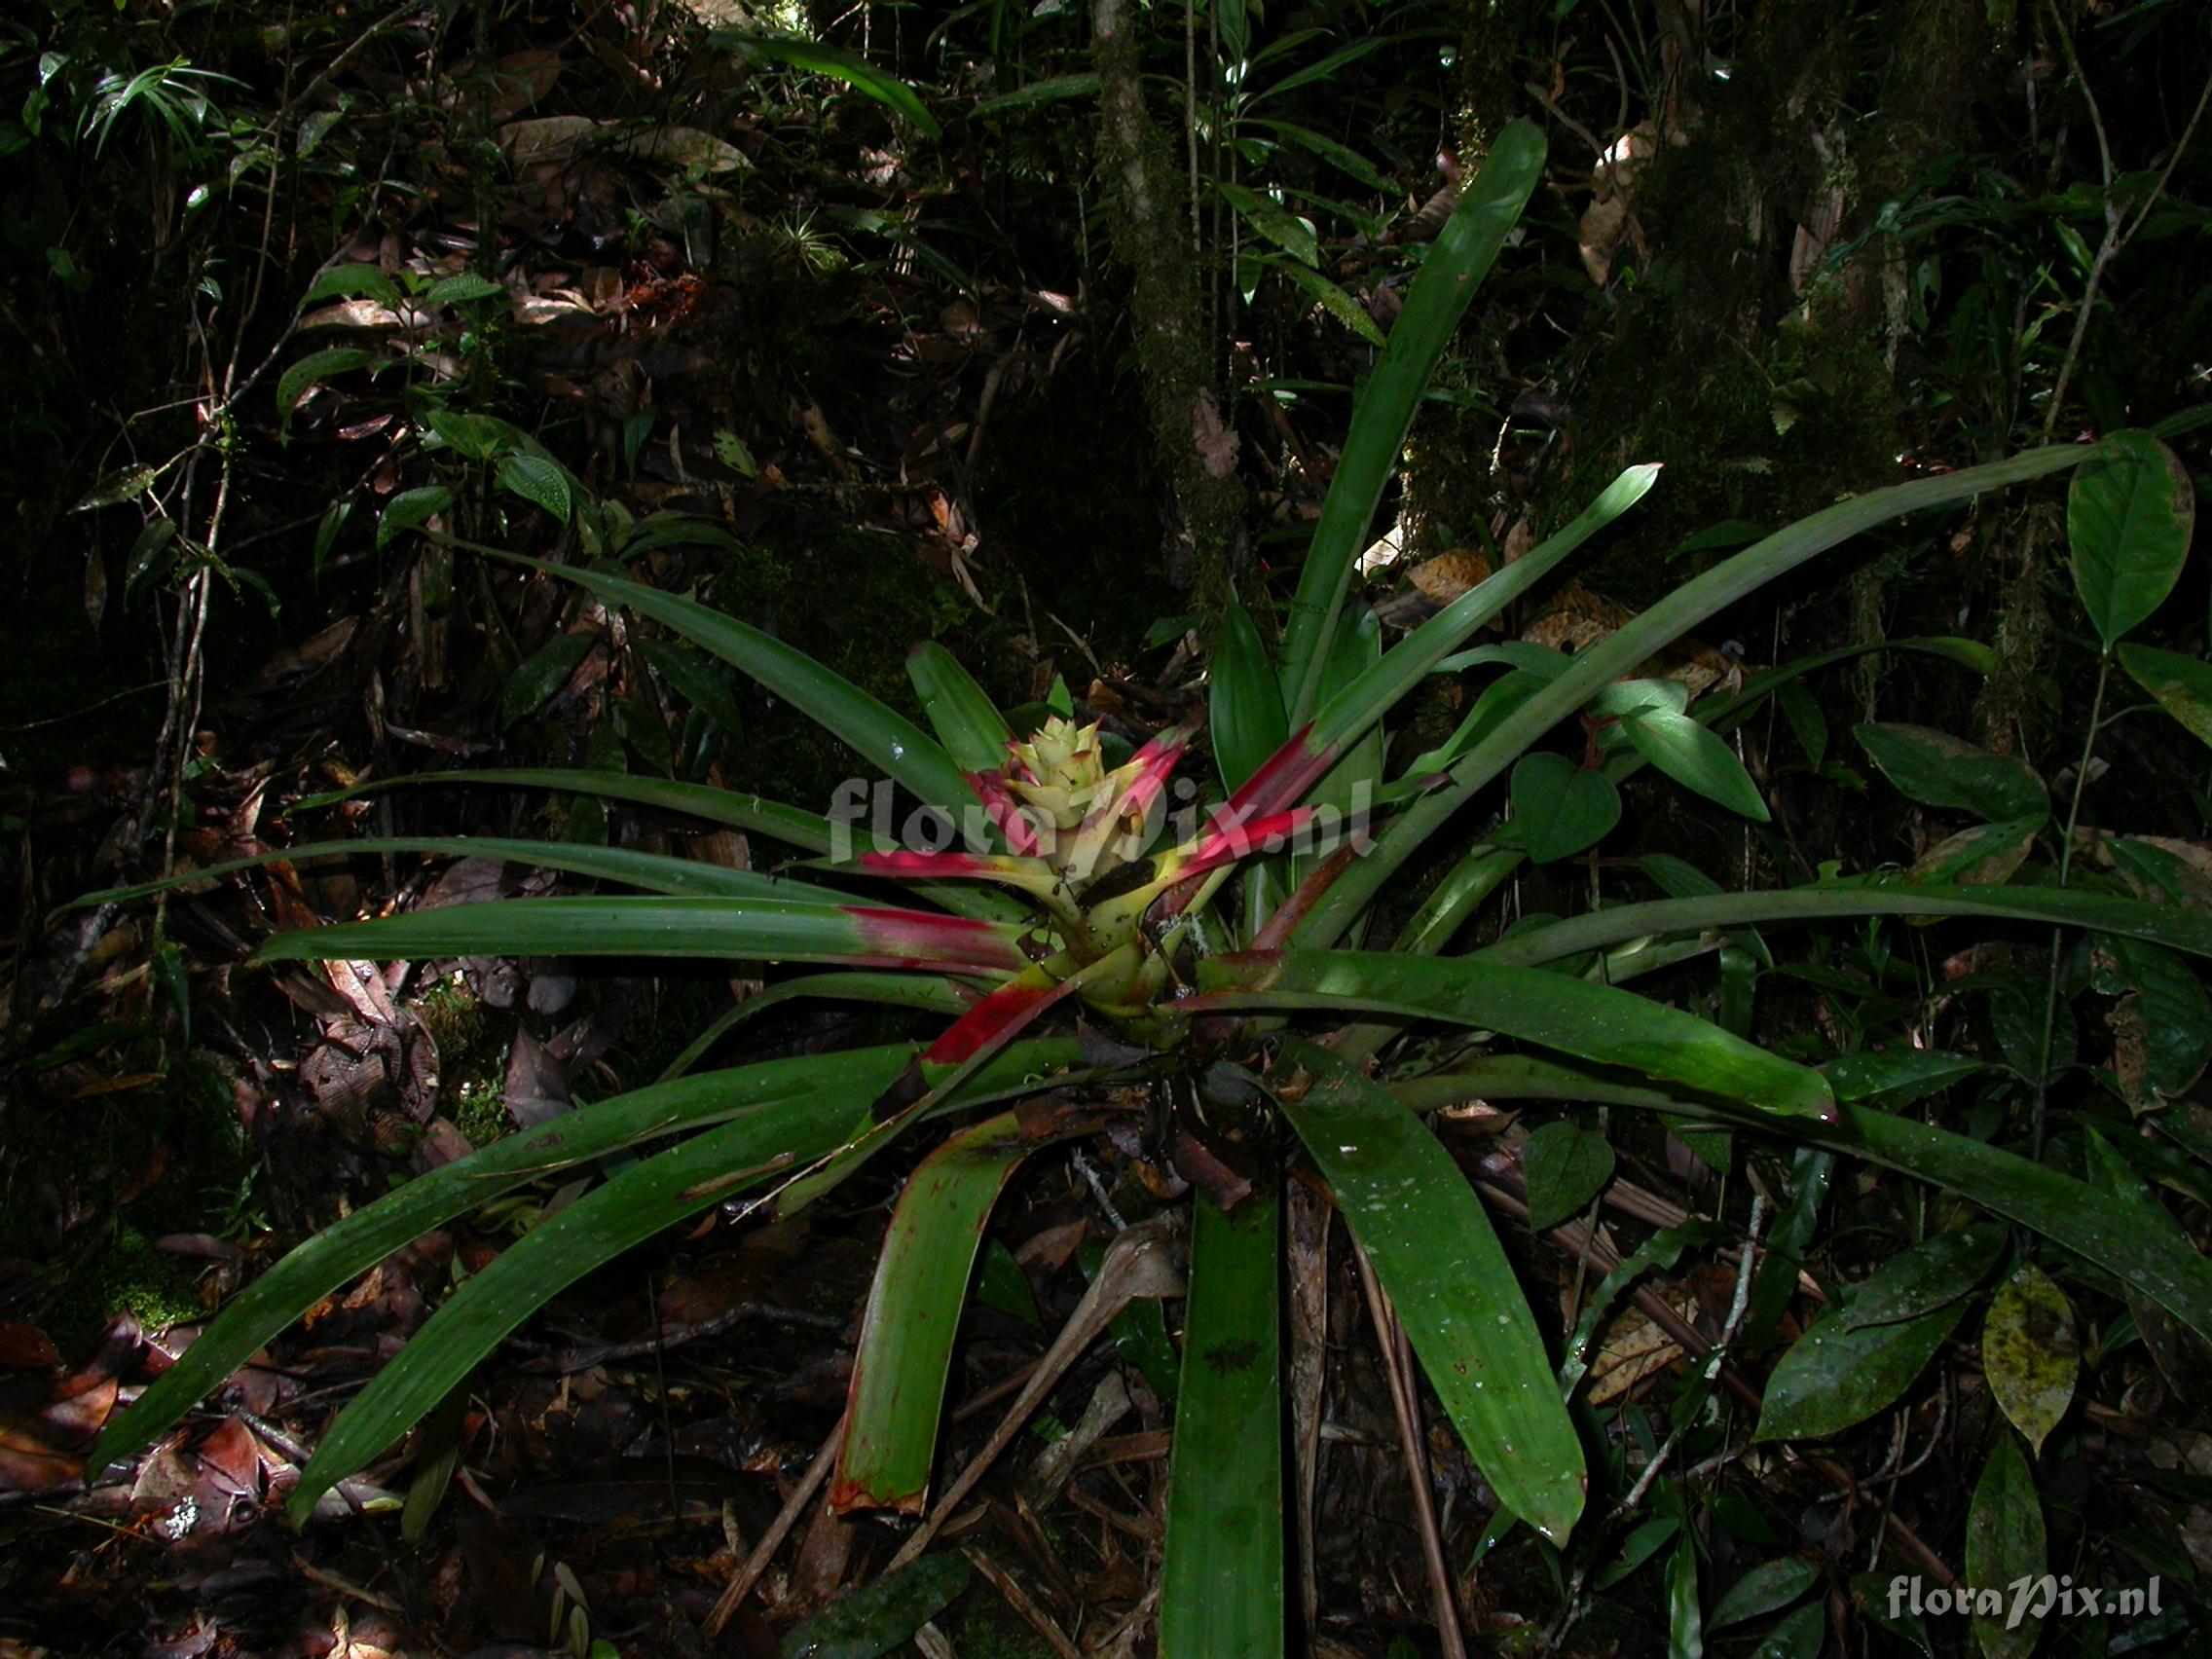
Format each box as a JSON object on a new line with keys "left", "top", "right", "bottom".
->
{"left": 2032, "top": 651, "right": 2111, "bottom": 1159}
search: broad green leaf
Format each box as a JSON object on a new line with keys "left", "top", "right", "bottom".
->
{"left": 1967, "top": 1434, "right": 2046, "bottom": 1659}
{"left": 1841, "top": 1226, "right": 2006, "bottom": 1330}
{"left": 1908, "top": 817, "right": 2041, "bottom": 884}
{"left": 1203, "top": 950, "right": 1836, "bottom": 1121}
{"left": 92, "top": 1044, "right": 951, "bottom": 1467}
{"left": 1159, "top": 1184, "right": 1283, "bottom": 1657}
{"left": 1523, "top": 1119, "right": 1614, "bottom": 1230}
{"left": 1620, "top": 705, "right": 1769, "bottom": 820}
{"left": 505, "top": 552, "right": 976, "bottom": 814}
{"left": 1274, "top": 1043, "right": 1585, "bottom": 1543}
{"left": 1982, "top": 1264, "right": 2077, "bottom": 1456}
{"left": 1279, "top": 120, "right": 1546, "bottom": 722}
{"left": 1212, "top": 592, "right": 1288, "bottom": 793}
{"left": 495, "top": 452, "right": 572, "bottom": 522}
{"left": 1244, "top": 117, "right": 1391, "bottom": 192}
{"left": 255, "top": 895, "right": 1039, "bottom": 975}
{"left": 717, "top": 33, "right": 940, "bottom": 139}
{"left": 1217, "top": 178, "right": 1318, "bottom": 267}
{"left": 2119, "top": 643, "right": 2212, "bottom": 750}
{"left": 425, "top": 272, "right": 505, "bottom": 306}
{"left": 834, "top": 1111, "right": 1046, "bottom": 1512}
{"left": 1510, "top": 754, "right": 1620, "bottom": 863}
{"left": 377, "top": 485, "right": 453, "bottom": 547}
{"left": 1305, "top": 444, "right": 2092, "bottom": 947}
{"left": 1710, "top": 1554, "right": 1821, "bottom": 1632}
{"left": 276, "top": 348, "right": 372, "bottom": 430}
{"left": 287, "top": 1044, "right": 1072, "bottom": 1519}
{"left": 776, "top": 1553, "right": 970, "bottom": 1658}
{"left": 905, "top": 642, "right": 1014, "bottom": 775}
{"left": 1778, "top": 679, "right": 1826, "bottom": 766}
{"left": 2067, "top": 428, "right": 2194, "bottom": 651}
{"left": 424, "top": 409, "right": 507, "bottom": 461}
{"left": 1755, "top": 1299, "right": 1964, "bottom": 1441}
{"left": 499, "top": 631, "right": 595, "bottom": 725}
{"left": 1855, "top": 724, "right": 2046, "bottom": 823}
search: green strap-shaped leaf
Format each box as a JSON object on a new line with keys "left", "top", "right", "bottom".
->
{"left": 657, "top": 972, "right": 977, "bottom": 1082}
{"left": 1212, "top": 591, "right": 1289, "bottom": 794}
{"left": 254, "top": 895, "right": 1043, "bottom": 975}
{"left": 1279, "top": 120, "right": 1547, "bottom": 724}
{"left": 2067, "top": 428, "right": 2194, "bottom": 652}
{"left": 1274, "top": 1043, "right": 1585, "bottom": 1543}
{"left": 1159, "top": 1179, "right": 1285, "bottom": 1655}
{"left": 293, "top": 766, "right": 1027, "bottom": 923}
{"left": 1302, "top": 443, "right": 2095, "bottom": 947}
{"left": 68, "top": 835, "right": 852, "bottom": 911}
{"left": 284, "top": 1042, "right": 1075, "bottom": 1519}
{"left": 906, "top": 642, "right": 1014, "bottom": 775}
{"left": 1472, "top": 881, "right": 2212, "bottom": 969}
{"left": 833, "top": 1110, "right": 1049, "bottom": 1513}
{"left": 504, "top": 553, "right": 976, "bottom": 814}
{"left": 92, "top": 1045, "right": 920, "bottom": 1467}
{"left": 1309, "top": 463, "right": 1661, "bottom": 759}
{"left": 1200, "top": 951, "right": 1835, "bottom": 1121}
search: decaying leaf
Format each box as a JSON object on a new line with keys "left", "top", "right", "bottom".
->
{"left": 1982, "top": 1264, "right": 2077, "bottom": 1456}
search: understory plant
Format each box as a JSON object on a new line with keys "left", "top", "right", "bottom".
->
{"left": 85, "top": 121, "right": 2212, "bottom": 1651}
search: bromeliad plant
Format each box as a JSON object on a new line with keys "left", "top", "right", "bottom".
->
{"left": 84, "top": 119, "right": 2212, "bottom": 1648}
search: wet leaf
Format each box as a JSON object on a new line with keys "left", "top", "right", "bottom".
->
{"left": 1855, "top": 724, "right": 2047, "bottom": 823}
{"left": 73, "top": 463, "right": 161, "bottom": 511}
{"left": 1510, "top": 753, "right": 1620, "bottom": 863}
{"left": 1982, "top": 1264, "right": 2077, "bottom": 1456}
{"left": 1967, "top": 1433, "right": 2046, "bottom": 1659}
{"left": 1755, "top": 1299, "right": 1964, "bottom": 1442}
{"left": 499, "top": 631, "right": 595, "bottom": 726}
{"left": 1841, "top": 1227, "right": 2006, "bottom": 1330}
{"left": 377, "top": 486, "right": 453, "bottom": 548}
{"left": 496, "top": 453, "right": 572, "bottom": 523}
{"left": 778, "top": 1553, "right": 971, "bottom": 1658}
{"left": 1523, "top": 1119, "right": 1614, "bottom": 1230}
{"left": 2067, "top": 428, "right": 2194, "bottom": 651}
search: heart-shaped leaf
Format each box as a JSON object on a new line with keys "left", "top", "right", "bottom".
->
{"left": 1510, "top": 753, "right": 1620, "bottom": 863}
{"left": 1523, "top": 1120, "right": 1615, "bottom": 1230}
{"left": 2068, "top": 428, "right": 2194, "bottom": 651}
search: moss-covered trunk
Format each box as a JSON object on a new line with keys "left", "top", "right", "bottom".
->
{"left": 1091, "top": 0, "right": 1246, "bottom": 621}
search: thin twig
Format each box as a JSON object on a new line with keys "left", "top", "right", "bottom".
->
{"left": 706, "top": 1413, "right": 843, "bottom": 1637}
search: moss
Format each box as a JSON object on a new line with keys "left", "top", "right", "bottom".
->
{"left": 703, "top": 525, "right": 981, "bottom": 810}
{"left": 39, "top": 1222, "right": 206, "bottom": 1358}
{"left": 412, "top": 971, "right": 512, "bottom": 1146}
{"left": 948, "top": 1589, "right": 1055, "bottom": 1658}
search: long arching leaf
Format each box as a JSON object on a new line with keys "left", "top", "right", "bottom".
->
{"left": 1277, "top": 120, "right": 1547, "bottom": 724}
{"left": 282, "top": 1040, "right": 1078, "bottom": 1519}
